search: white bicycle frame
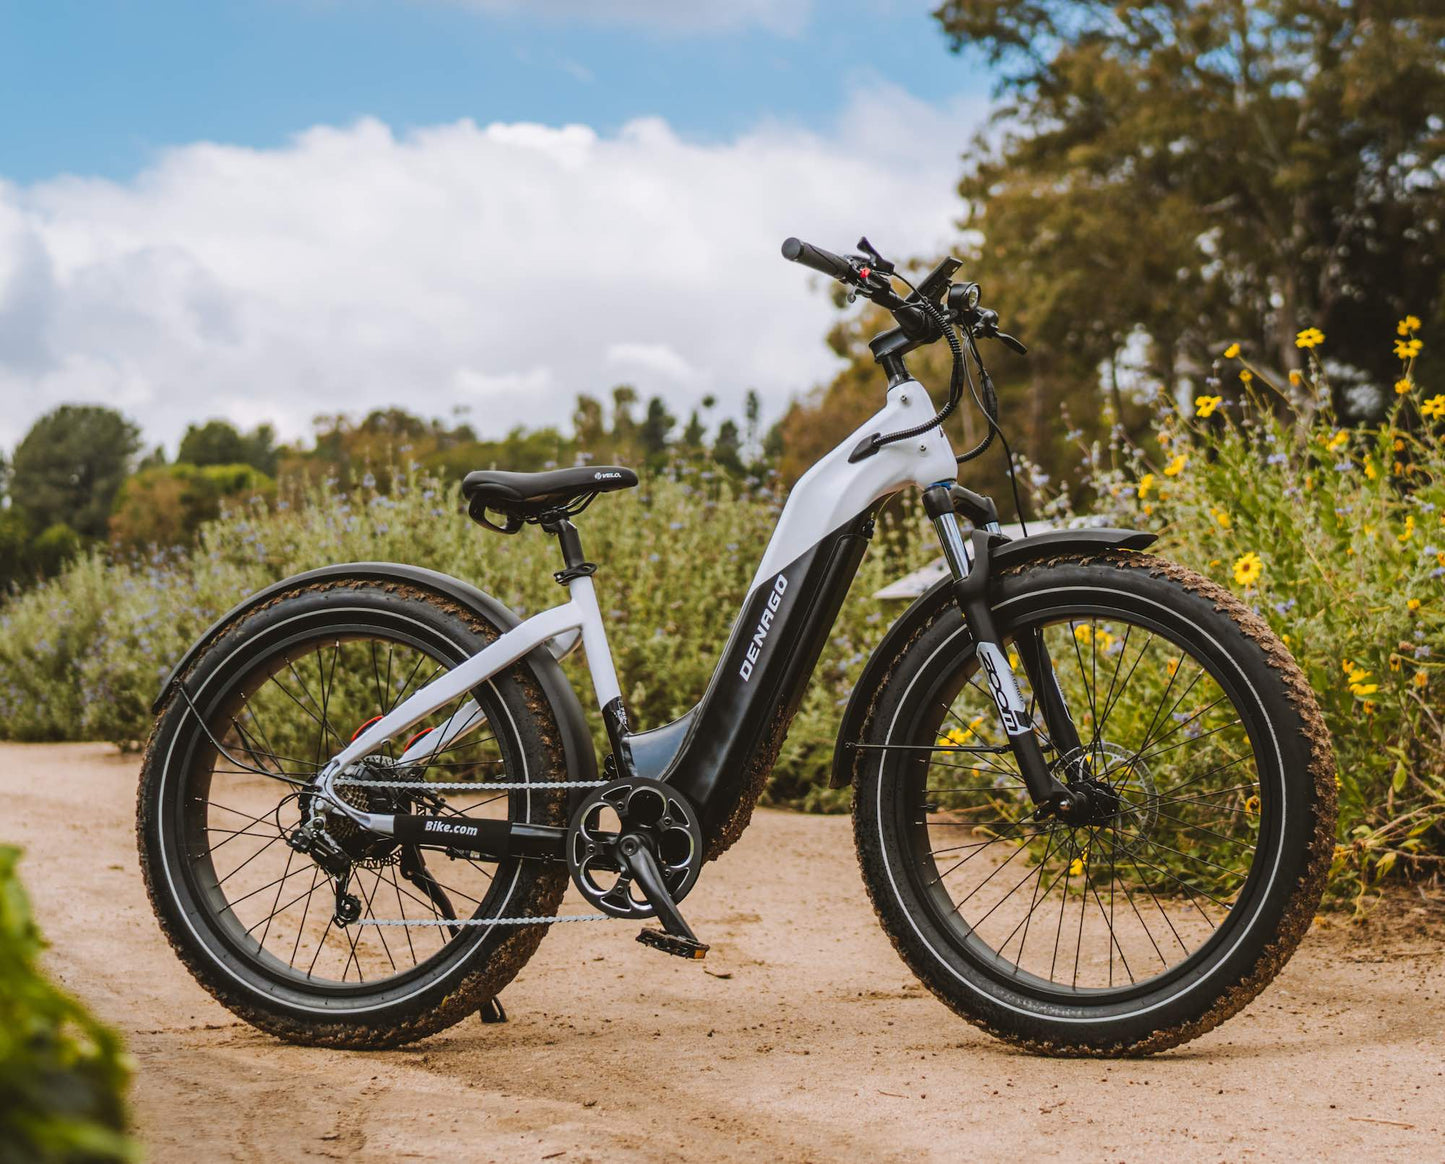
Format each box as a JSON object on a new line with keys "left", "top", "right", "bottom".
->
{"left": 317, "top": 378, "right": 960, "bottom": 831}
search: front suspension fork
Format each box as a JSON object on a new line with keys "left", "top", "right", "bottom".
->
{"left": 923, "top": 485, "right": 1088, "bottom": 819}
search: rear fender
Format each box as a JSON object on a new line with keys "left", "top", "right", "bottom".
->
{"left": 154, "top": 562, "right": 599, "bottom": 790}
{"left": 829, "top": 527, "right": 1156, "bottom": 789}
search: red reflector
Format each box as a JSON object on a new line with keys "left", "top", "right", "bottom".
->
{"left": 405, "top": 727, "right": 436, "bottom": 751}
{"left": 350, "top": 715, "right": 383, "bottom": 741}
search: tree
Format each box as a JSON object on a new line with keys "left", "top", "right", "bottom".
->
{"left": 934, "top": 0, "right": 1445, "bottom": 408}
{"left": 712, "top": 419, "right": 744, "bottom": 474}
{"left": 179, "top": 420, "right": 279, "bottom": 475}
{"left": 9, "top": 405, "right": 141, "bottom": 540}
{"left": 109, "top": 463, "right": 274, "bottom": 551}
{"left": 681, "top": 410, "right": 706, "bottom": 451}
{"left": 639, "top": 396, "right": 676, "bottom": 467}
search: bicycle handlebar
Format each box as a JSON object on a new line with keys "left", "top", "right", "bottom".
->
{"left": 781, "top": 237, "right": 856, "bottom": 283}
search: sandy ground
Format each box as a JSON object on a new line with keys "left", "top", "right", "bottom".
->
{"left": 5, "top": 740, "right": 1444, "bottom": 1163}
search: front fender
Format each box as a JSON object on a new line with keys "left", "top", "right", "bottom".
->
{"left": 829, "top": 527, "right": 1156, "bottom": 789}
{"left": 154, "top": 562, "right": 599, "bottom": 788}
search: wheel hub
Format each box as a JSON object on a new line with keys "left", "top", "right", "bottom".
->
{"left": 302, "top": 761, "right": 414, "bottom": 864}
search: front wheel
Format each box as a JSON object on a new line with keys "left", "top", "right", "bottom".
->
{"left": 853, "top": 552, "right": 1336, "bottom": 1056}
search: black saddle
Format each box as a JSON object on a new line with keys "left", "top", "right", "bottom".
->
{"left": 462, "top": 465, "right": 638, "bottom": 532}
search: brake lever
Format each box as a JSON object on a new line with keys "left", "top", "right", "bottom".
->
{"left": 996, "top": 332, "right": 1028, "bottom": 355}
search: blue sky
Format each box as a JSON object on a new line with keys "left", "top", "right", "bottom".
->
{"left": 3, "top": 0, "right": 989, "bottom": 183}
{"left": 0, "top": 1, "right": 997, "bottom": 449}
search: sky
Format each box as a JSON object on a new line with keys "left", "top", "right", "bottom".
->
{"left": 0, "top": 0, "right": 997, "bottom": 453}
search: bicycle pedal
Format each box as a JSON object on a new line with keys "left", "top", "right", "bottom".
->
{"left": 637, "top": 928, "right": 709, "bottom": 959}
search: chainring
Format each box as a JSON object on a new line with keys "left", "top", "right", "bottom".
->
{"left": 566, "top": 777, "right": 703, "bottom": 919}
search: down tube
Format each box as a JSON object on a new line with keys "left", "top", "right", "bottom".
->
{"left": 666, "top": 509, "right": 876, "bottom": 856}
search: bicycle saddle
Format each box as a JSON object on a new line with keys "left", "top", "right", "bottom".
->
{"left": 462, "top": 465, "right": 638, "bottom": 527}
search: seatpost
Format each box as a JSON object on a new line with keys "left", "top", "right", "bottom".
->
{"left": 541, "top": 512, "right": 636, "bottom": 778}
{"left": 544, "top": 515, "right": 594, "bottom": 583}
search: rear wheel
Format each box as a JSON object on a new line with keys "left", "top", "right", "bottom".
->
{"left": 853, "top": 553, "right": 1336, "bottom": 1055}
{"left": 137, "top": 579, "right": 570, "bottom": 1048}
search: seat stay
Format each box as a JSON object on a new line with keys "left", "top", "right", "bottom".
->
{"left": 323, "top": 585, "right": 621, "bottom": 780}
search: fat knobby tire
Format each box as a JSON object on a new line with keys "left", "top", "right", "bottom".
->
{"left": 137, "top": 579, "right": 570, "bottom": 1048}
{"left": 852, "top": 551, "right": 1337, "bottom": 1056}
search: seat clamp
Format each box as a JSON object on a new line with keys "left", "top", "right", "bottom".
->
{"left": 554, "top": 562, "right": 599, "bottom": 586}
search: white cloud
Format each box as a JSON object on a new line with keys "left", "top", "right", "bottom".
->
{"left": 0, "top": 85, "right": 987, "bottom": 454}
{"left": 446, "top": 0, "right": 815, "bottom": 36}
{"left": 605, "top": 341, "right": 698, "bottom": 383}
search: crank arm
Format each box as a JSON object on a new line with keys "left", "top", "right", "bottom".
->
{"left": 615, "top": 834, "right": 702, "bottom": 945}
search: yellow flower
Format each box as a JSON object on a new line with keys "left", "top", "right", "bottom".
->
{"left": 1223, "top": 342, "right": 1241, "bottom": 359}
{"left": 1195, "top": 394, "right": 1223, "bottom": 418}
{"left": 1137, "top": 472, "right": 1155, "bottom": 498}
{"left": 937, "top": 718, "right": 987, "bottom": 749}
{"left": 1244, "top": 794, "right": 1260, "bottom": 815}
{"left": 1295, "top": 327, "right": 1325, "bottom": 349}
{"left": 1074, "top": 624, "right": 1093, "bottom": 644}
{"left": 1211, "top": 507, "right": 1232, "bottom": 529}
{"left": 1166, "top": 656, "right": 1180, "bottom": 677}
{"left": 1163, "top": 453, "right": 1188, "bottom": 477}
{"left": 1326, "top": 430, "right": 1349, "bottom": 452}
{"left": 1396, "top": 377, "right": 1413, "bottom": 396}
{"left": 1399, "top": 514, "right": 1415, "bottom": 541}
{"left": 1415, "top": 670, "right": 1430, "bottom": 689}
{"left": 1395, "top": 437, "right": 1406, "bottom": 451}
{"left": 1396, "top": 338, "right": 1423, "bottom": 360}
{"left": 1239, "top": 368, "right": 1254, "bottom": 385}
{"left": 1364, "top": 458, "right": 1378, "bottom": 480}
{"left": 1068, "top": 856, "right": 1085, "bottom": 877}
{"left": 1233, "top": 551, "right": 1263, "bottom": 586}
{"left": 1408, "top": 597, "right": 1422, "bottom": 613}
{"left": 1349, "top": 682, "right": 1378, "bottom": 697}
{"left": 1423, "top": 395, "right": 1445, "bottom": 420}
{"left": 1363, "top": 701, "right": 1376, "bottom": 715}
{"left": 1397, "top": 315, "right": 1421, "bottom": 335}
{"left": 1288, "top": 369, "right": 1303, "bottom": 387}
{"left": 1389, "top": 653, "right": 1403, "bottom": 672}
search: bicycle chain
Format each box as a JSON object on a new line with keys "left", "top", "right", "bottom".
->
{"left": 354, "top": 914, "right": 611, "bottom": 927}
{"left": 332, "top": 778, "right": 608, "bottom": 791}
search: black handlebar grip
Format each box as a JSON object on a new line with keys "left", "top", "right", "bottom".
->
{"left": 781, "top": 237, "right": 854, "bottom": 283}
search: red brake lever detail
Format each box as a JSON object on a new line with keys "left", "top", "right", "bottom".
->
{"left": 859, "top": 267, "right": 871, "bottom": 279}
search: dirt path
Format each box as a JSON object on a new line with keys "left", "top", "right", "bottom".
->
{"left": 5, "top": 741, "right": 1443, "bottom": 1162}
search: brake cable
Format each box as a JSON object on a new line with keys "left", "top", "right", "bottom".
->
{"left": 862, "top": 274, "right": 966, "bottom": 453}
{"left": 862, "top": 264, "right": 1029, "bottom": 534}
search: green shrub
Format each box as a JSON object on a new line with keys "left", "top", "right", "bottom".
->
{"left": 0, "top": 469, "right": 935, "bottom": 810}
{"left": 1038, "top": 318, "right": 1443, "bottom": 902}
{"left": 0, "top": 846, "right": 133, "bottom": 1163}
